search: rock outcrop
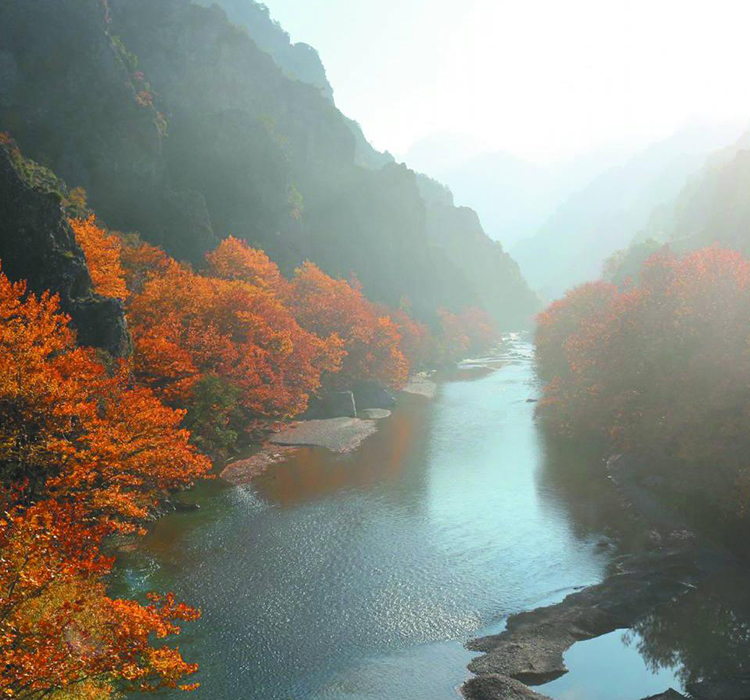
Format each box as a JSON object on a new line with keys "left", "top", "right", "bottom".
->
{"left": 0, "top": 0, "right": 217, "bottom": 263}
{"left": 353, "top": 382, "right": 397, "bottom": 410}
{"left": 463, "top": 674, "right": 551, "bottom": 700}
{"left": 0, "top": 137, "right": 129, "bottom": 355}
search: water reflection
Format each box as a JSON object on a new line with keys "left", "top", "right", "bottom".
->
{"left": 542, "top": 629, "right": 682, "bottom": 700}
{"left": 627, "top": 570, "right": 750, "bottom": 688}
{"left": 253, "top": 392, "right": 433, "bottom": 508}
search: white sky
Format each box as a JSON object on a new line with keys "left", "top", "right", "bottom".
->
{"left": 263, "top": 0, "right": 750, "bottom": 163}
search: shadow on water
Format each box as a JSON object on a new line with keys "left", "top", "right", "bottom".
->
{"left": 630, "top": 569, "right": 750, "bottom": 689}
{"left": 523, "top": 387, "right": 750, "bottom": 699}
{"left": 534, "top": 433, "right": 623, "bottom": 544}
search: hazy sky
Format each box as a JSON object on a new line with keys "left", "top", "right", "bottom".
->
{"left": 262, "top": 0, "right": 750, "bottom": 163}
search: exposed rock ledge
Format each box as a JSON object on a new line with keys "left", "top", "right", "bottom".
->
{"left": 401, "top": 373, "right": 437, "bottom": 399}
{"left": 220, "top": 417, "right": 379, "bottom": 485}
{"left": 461, "top": 441, "right": 741, "bottom": 700}
{"left": 269, "top": 417, "right": 378, "bottom": 453}
{"left": 462, "top": 544, "right": 731, "bottom": 700}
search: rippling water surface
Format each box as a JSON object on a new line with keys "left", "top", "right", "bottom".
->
{"left": 121, "top": 338, "right": 622, "bottom": 699}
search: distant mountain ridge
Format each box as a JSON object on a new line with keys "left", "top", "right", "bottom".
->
{"left": 193, "top": 0, "right": 335, "bottom": 102}
{"left": 637, "top": 128, "right": 750, "bottom": 255}
{"left": 510, "top": 124, "right": 745, "bottom": 300}
{"left": 405, "top": 135, "right": 636, "bottom": 249}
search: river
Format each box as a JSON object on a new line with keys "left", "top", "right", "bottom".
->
{"left": 118, "top": 337, "right": 698, "bottom": 699}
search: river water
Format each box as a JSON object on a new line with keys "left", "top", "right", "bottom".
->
{"left": 119, "top": 337, "right": 692, "bottom": 699}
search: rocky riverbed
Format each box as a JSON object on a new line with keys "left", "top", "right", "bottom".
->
{"left": 461, "top": 545, "right": 732, "bottom": 700}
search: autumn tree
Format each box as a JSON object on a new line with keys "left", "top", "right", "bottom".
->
{"left": 535, "top": 281, "right": 620, "bottom": 381}
{"left": 435, "top": 307, "right": 499, "bottom": 364}
{"left": 457, "top": 307, "right": 500, "bottom": 355}
{"left": 0, "top": 499, "right": 201, "bottom": 698}
{"left": 0, "top": 264, "right": 208, "bottom": 695}
{"left": 286, "top": 262, "right": 409, "bottom": 390}
{"left": 386, "top": 306, "right": 434, "bottom": 371}
{"left": 128, "top": 260, "right": 342, "bottom": 447}
{"left": 205, "top": 236, "right": 285, "bottom": 293}
{"left": 535, "top": 247, "right": 750, "bottom": 514}
{"left": 119, "top": 233, "right": 171, "bottom": 295}
{"left": 70, "top": 216, "right": 127, "bottom": 300}
{"left": 0, "top": 268, "right": 210, "bottom": 530}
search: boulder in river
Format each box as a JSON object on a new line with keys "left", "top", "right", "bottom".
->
{"left": 462, "top": 674, "right": 551, "bottom": 699}
{"left": 353, "top": 381, "right": 396, "bottom": 409}
{"left": 641, "top": 690, "right": 688, "bottom": 700}
{"left": 324, "top": 391, "right": 357, "bottom": 418}
{"left": 358, "top": 408, "right": 391, "bottom": 420}
{"left": 305, "top": 391, "right": 357, "bottom": 418}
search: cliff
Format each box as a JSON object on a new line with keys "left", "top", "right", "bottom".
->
{"left": 0, "top": 136, "right": 129, "bottom": 356}
{"left": 0, "top": 0, "right": 216, "bottom": 261}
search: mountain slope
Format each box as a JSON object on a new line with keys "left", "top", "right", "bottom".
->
{"left": 0, "top": 0, "right": 538, "bottom": 329}
{"left": 638, "top": 129, "right": 750, "bottom": 254}
{"left": 511, "top": 125, "right": 744, "bottom": 300}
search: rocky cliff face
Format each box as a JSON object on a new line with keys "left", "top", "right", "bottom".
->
{"left": 0, "top": 0, "right": 216, "bottom": 262}
{"left": 0, "top": 137, "right": 129, "bottom": 356}
{"left": 195, "top": 0, "right": 396, "bottom": 172}
{"left": 421, "top": 192, "right": 539, "bottom": 329}
{"left": 193, "top": 0, "right": 335, "bottom": 102}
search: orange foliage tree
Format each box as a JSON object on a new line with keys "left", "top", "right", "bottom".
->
{"left": 386, "top": 306, "right": 434, "bottom": 371}
{"left": 205, "top": 235, "right": 285, "bottom": 293}
{"left": 127, "top": 258, "right": 342, "bottom": 446}
{"left": 0, "top": 264, "right": 208, "bottom": 695}
{"left": 0, "top": 498, "right": 200, "bottom": 697}
{"left": 119, "top": 233, "right": 171, "bottom": 295}
{"left": 286, "top": 262, "right": 409, "bottom": 390}
{"left": 75, "top": 226, "right": 496, "bottom": 447}
{"left": 0, "top": 268, "right": 210, "bottom": 530}
{"left": 535, "top": 247, "right": 750, "bottom": 513}
{"left": 70, "top": 216, "right": 127, "bottom": 300}
{"left": 436, "top": 307, "right": 500, "bottom": 364}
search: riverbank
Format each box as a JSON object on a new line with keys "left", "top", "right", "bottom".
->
{"left": 461, "top": 451, "right": 747, "bottom": 700}
{"left": 221, "top": 373, "right": 439, "bottom": 486}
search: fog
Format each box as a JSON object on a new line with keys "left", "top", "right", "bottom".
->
{"left": 263, "top": 0, "right": 750, "bottom": 163}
